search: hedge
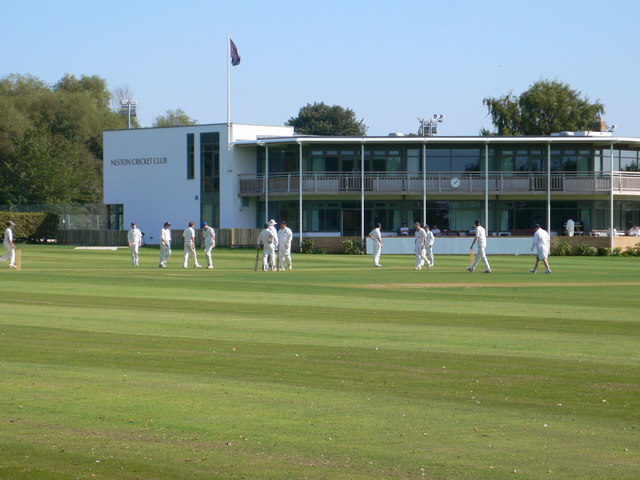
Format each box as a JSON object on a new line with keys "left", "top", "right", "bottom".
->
{"left": 0, "top": 212, "right": 59, "bottom": 243}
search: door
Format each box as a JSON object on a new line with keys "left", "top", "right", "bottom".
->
{"left": 341, "top": 209, "right": 362, "bottom": 237}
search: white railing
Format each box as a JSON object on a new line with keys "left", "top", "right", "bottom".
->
{"left": 238, "top": 171, "right": 640, "bottom": 195}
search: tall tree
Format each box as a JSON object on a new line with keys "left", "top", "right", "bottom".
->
{"left": 152, "top": 109, "right": 197, "bottom": 128}
{"left": 482, "top": 80, "right": 605, "bottom": 136}
{"left": 0, "top": 73, "right": 126, "bottom": 204}
{"left": 286, "top": 102, "right": 367, "bottom": 136}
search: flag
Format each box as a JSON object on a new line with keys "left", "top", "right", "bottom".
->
{"left": 229, "top": 38, "right": 241, "bottom": 66}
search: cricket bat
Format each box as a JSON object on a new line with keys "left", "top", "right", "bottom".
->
{"left": 469, "top": 249, "right": 475, "bottom": 268}
{"left": 253, "top": 246, "right": 260, "bottom": 271}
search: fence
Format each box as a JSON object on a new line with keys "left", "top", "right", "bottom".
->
{"left": 57, "top": 228, "right": 262, "bottom": 248}
{"left": 0, "top": 203, "right": 109, "bottom": 230}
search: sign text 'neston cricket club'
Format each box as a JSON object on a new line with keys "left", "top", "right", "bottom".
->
{"left": 110, "top": 157, "right": 168, "bottom": 167}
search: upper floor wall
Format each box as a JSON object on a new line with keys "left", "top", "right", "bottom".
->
{"left": 245, "top": 139, "right": 640, "bottom": 175}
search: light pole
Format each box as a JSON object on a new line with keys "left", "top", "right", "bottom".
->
{"left": 120, "top": 99, "right": 138, "bottom": 129}
{"left": 418, "top": 114, "right": 445, "bottom": 136}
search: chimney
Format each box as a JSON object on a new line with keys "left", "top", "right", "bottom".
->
{"left": 592, "top": 117, "right": 608, "bottom": 132}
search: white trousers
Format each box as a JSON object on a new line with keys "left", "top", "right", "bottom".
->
{"left": 0, "top": 243, "right": 15, "bottom": 267}
{"left": 204, "top": 243, "right": 214, "bottom": 267}
{"left": 278, "top": 249, "right": 292, "bottom": 270}
{"left": 415, "top": 247, "right": 428, "bottom": 268}
{"left": 372, "top": 243, "right": 382, "bottom": 266}
{"left": 263, "top": 245, "right": 275, "bottom": 270}
{"left": 425, "top": 245, "right": 434, "bottom": 267}
{"left": 472, "top": 245, "right": 491, "bottom": 271}
{"left": 184, "top": 244, "right": 200, "bottom": 267}
{"left": 159, "top": 244, "right": 171, "bottom": 266}
{"left": 130, "top": 244, "right": 140, "bottom": 265}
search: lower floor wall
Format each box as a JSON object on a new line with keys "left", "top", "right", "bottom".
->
{"left": 258, "top": 198, "right": 640, "bottom": 236}
{"left": 56, "top": 230, "right": 640, "bottom": 254}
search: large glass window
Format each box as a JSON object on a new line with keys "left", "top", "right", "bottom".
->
{"left": 200, "top": 132, "right": 220, "bottom": 227}
{"left": 426, "top": 146, "right": 482, "bottom": 172}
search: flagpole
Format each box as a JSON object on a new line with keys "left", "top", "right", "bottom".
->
{"left": 226, "top": 33, "right": 231, "bottom": 144}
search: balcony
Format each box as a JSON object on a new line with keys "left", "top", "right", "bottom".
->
{"left": 238, "top": 172, "right": 640, "bottom": 196}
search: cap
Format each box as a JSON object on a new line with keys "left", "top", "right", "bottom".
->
{"left": 164, "top": 222, "right": 171, "bottom": 227}
{"left": 534, "top": 223, "right": 541, "bottom": 228}
{"left": 131, "top": 222, "right": 136, "bottom": 226}
{"left": 7, "top": 221, "right": 16, "bottom": 227}
{"left": 279, "top": 220, "right": 287, "bottom": 225}
{"left": 202, "top": 222, "right": 208, "bottom": 226}
{"left": 376, "top": 223, "right": 382, "bottom": 228}
{"left": 268, "top": 219, "right": 276, "bottom": 226}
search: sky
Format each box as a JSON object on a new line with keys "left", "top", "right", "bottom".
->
{"left": 3, "top": 0, "right": 640, "bottom": 137}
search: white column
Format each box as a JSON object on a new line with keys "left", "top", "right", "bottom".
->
{"left": 361, "top": 142, "right": 365, "bottom": 241}
{"left": 485, "top": 143, "right": 489, "bottom": 231}
{"left": 265, "top": 145, "right": 269, "bottom": 224}
{"left": 547, "top": 143, "right": 551, "bottom": 232}
{"left": 423, "top": 143, "right": 427, "bottom": 224}
{"left": 299, "top": 142, "right": 303, "bottom": 251}
{"left": 610, "top": 144, "right": 615, "bottom": 250}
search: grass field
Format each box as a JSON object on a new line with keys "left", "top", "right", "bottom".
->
{"left": 1, "top": 245, "right": 639, "bottom": 480}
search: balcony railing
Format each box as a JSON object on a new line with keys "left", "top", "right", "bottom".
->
{"left": 238, "top": 171, "right": 640, "bottom": 196}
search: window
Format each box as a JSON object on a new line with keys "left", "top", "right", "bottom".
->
{"left": 200, "top": 132, "right": 220, "bottom": 226}
{"left": 186, "top": 133, "right": 194, "bottom": 179}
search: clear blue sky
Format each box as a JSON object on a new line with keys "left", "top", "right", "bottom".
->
{"left": 3, "top": 0, "right": 639, "bottom": 136}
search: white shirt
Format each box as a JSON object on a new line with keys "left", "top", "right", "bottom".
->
{"left": 161, "top": 228, "right": 171, "bottom": 245}
{"left": 475, "top": 225, "right": 487, "bottom": 248}
{"left": 203, "top": 226, "right": 216, "bottom": 247}
{"left": 268, "top": 225, "right": 279, "bottom": 248}
{"left": 566, "top": 219, "right": 575, "bottom": 232}
{"left": 183, "top": 227, "right": 196, "bottom": 246}
{"left": 277, "top": 227, "right": 293, "bottom": 251}
{"left": 258, "top": 229, "right": 275, "bottom": 248}
{"left": 3, "top": 227, "right": 13, "bottom": 246}
{"left": 127, "top": 228, "right": 142, "bottom": 246}
{"left": 414, "top": 228, "right": 427, "bottom": 248}
{"left": 532, "top": 228, "right": 550, "bottom": 253}
{"left": 368, "top": 227, "right": 382, "bottom": 245}
{"left": 425, "top": 230, "right": 435, "bottom": 248}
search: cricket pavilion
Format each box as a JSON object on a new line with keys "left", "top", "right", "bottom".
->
{"left": 103, "top": 122, "right": 640, "bottom": 252}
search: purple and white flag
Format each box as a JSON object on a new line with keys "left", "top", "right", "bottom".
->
{"left": 229, "top": 38, "right": 241, "bottom": 66}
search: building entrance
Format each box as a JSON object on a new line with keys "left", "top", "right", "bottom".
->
{"left": 341, "top": 209, "right": 361, "bottom": 236}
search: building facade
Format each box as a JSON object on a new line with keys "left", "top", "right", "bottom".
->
{"left": 104, "top": 124, "right": 640, "bottom": 244}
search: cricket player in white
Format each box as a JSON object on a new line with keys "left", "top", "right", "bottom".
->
{"left": 127, "top": 222, "right": 142, "bottom": 266}
{"left": 530, "top": 224, "right": 552, "bottom": 274}
{"left": 424, "top": 224, "right": 435, "bottom": 268}
{"left": 368, "top": 222, "right": 383, "bottom": 267}
{"left": 159, "top": 222, "right": 172, "bottom": 268}
{"left": 257, "top": 223, "right": 276, "bottom": 271}
{"left": 467, "top": 220, "right": 491, "bottom": 273}
{"left": 413, "top": 222, "right": 429, "bottom": 270}
{"left": 183, "top": 221, "right": 201, "bottom": 268}
{"left": 566, "top": 218, "right": 575, "bottom": 237}
{"left": 0, "top": 221, "right": 16, "bottom": 268}
{"left": 267, "top": 219, "right": 279, "bottom": 271}
{"left": 277, "top": 220, "right": 293, "bottom": 271}
{"left": 202, "top": 222, "right": 216, "bottom": 269}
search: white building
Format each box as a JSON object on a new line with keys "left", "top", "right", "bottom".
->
{"left": 103, "top": 123, "right": 292, "bottom": 243}
{"left": 104, "top": 123, "right": 640, "bottom": 246}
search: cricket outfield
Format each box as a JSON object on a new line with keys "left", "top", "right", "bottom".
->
{"left": 0, "top": 246, "right": 638, "bottom": 480}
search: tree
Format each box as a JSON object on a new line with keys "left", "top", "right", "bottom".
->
{"left": 0, "top": 73, "right": 126, "bottom": 204}
{"left": 286, "top": 102, "right": 367, "bottom": 136}
{"left": 482, "top": 80, "right": 605, "bottom": 136}
{"left": 152, "top": 109, "right": 197, "bottom": 128}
